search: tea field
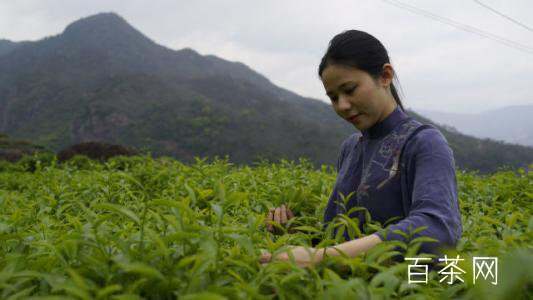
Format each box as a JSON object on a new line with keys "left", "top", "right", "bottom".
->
{"left": 0, "top": 155, "right": 531, "bottom": 299}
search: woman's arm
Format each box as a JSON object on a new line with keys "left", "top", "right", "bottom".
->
{"left": 260, "top": 234, "right": 383, "bottom": 267}
{"left": 321, "top": 233, "right": 383, "bottom": 258}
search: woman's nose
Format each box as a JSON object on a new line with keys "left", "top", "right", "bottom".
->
{"left": 337, "top": 95, "right": 352, "bottom": 111}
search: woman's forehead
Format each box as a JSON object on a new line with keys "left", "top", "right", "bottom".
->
{"left": 322, "top": 64, "right": 365, "bottom": 79}
{"left": 322, "top": 65, "right": 365, "bottom": 89}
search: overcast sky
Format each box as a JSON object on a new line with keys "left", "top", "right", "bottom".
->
{"left": 1, "top": 0, "right": 532, "bottom": 114}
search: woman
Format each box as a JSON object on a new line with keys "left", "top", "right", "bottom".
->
{"left": 260, "top": 30, "right": 462, "bottom": 268}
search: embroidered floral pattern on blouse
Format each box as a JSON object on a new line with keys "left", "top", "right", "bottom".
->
{"left": 356, "top": 120, "right": 420, "bottom": 200}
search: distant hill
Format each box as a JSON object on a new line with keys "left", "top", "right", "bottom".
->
{"left": 417, "top": 105, "right": 533, "bottom": 147}
{"left": 1, "top": 12, "right": 532, "bottom": 173}
{"left": 407, "top": 112, "right": 532, "bottom": 173}
{"left": 0, "top": 39, "right": 26, "bottom": 56}
{"left": 0, "top": 133, "right": 49, "bottom": 162}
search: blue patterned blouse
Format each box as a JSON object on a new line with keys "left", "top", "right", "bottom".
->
{"left": 323, "top": 106, "right": 463, "bottom": 256}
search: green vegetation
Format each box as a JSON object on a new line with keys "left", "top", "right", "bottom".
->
{"left": 0, "top": 134, "right": 51, "bottom": 164}
{"left": 0, "top": 155, "right": 531, "bottom": 299}
{"left": 2, "top": 13, "right": 532, "bottom": 174}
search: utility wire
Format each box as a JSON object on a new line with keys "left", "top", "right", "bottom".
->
{"left": 381, "top": 0, "right": 533, "bottom": 54}
{"left": 473, "top": 0, "right": 533, "bottom": 33}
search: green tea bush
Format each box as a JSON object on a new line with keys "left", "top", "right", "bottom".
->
{"left": 0, "top": 160, "right": 21, "bottom": 172}
{"left": 15, "top": 151, "right": 56, "bottom": 172}
{"left": 105, "top": 155, "right": 154, "bottom": 172}
{"left": 0, "top": 156, "right": 531, "bottom": 299}
{"left": 61, "top": 154, "right": 97, "bottom": 171}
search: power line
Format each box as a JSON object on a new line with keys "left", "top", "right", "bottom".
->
{"left": 382, "top": 0, "right": 533, "bottom": 53}
{"left": 473, "top": 0, "right": 533, "bottom": 33}
{"left": 381, "top": 0, "right": 533, "bottom": 54}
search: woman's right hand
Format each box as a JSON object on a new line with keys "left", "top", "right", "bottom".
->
{"left": 265, "top": 204, "right": 295, "bottom": 233}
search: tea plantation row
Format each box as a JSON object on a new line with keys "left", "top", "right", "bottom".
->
{"left": 0, "top": 155, "right": 531, "bottom": 299}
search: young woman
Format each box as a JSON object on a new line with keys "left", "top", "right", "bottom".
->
{"left": 260, "top": 30, "right": 462, "bottom": 267}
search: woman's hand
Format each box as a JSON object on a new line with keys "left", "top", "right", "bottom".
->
{"left": 259, "top": 246, "right": 323, "bottom": 268}
{"left": 265, "top": 204, "right": 294, "bottom": 233}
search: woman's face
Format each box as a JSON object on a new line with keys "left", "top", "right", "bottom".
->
{"left": 320, "top": 63, "right": 396, "bottom": 131}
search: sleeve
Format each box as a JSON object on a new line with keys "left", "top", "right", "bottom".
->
{"left": 322, "top": 134, "right": 357, "bottom": 226}
{"left": 375, "top": 128, "right": 463, "bottom": 254}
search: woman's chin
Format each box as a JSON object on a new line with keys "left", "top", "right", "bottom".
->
{"left": 352, "top": 123, "right": 367, "bottom": 131}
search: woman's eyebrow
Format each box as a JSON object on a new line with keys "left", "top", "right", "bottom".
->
{"left": 326, "top": 81, "right": 357, "bottom": 96}
{"left": 339, "top": 81, "right": 356, "bottom": 89}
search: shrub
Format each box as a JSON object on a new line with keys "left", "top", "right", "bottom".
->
{"left": 0, "top": 158, "right": 530, "bottom": 298}
{"left": 16, "top": 151, "right": 56, "bottom": 172}
{"left": 105, "top": 155, "right": 147, "bottom": 171}
{"left": 62, "top": 154, "right": 95, "bottom": 170}
{"left": 0, "top": 149, "right": 24, "bottom": 162}
{"left": 57, "top": 141, "right": 139, "bottom": 162}
{"left": 0, "top": 160, "right": 21, "bottom": 172}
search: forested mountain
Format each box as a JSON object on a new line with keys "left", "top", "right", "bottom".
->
{"left": 1, "top": 12, "right": 531, "bottom": 173}
{"left": 406, "top": 112, "right": 532, "bottom": 173}
{"left": 0, "top": 39, "right": 26, "bottom": 56}
{"left": 417, "top": 106, "right": 533, "bottom": 147}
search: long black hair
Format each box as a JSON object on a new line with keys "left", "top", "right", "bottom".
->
{"left": 318, "top": 30, "right": 405, "bottom": 111}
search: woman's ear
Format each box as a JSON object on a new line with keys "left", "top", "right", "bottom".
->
{"left": 379, "top": 63, "right": 394, "bottom": 87}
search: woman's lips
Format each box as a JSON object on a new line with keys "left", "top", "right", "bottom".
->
{"left": 346, "top": 114, "right": 361, "bottom": 122}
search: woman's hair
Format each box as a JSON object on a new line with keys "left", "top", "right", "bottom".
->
{"left": 318, "top": 30, "right": 405, "bottom": 111}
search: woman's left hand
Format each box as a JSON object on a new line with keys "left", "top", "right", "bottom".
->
{"left": 259, "top": 246, "right": 323, "bottom": 268}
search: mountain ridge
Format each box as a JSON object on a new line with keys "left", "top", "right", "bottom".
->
{"left": 417, "top": 105, "right": 533, "bottom": 147}
{"left": 1, "top": 12, "right": 531, "bottom": 173}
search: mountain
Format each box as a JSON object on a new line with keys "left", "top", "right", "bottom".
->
{"left": 417, "top": 106, "right": 533, "bottom": 147}
{"left": 0, "top": 133, "right": 49, "bottom": 163}
{"left": 0, "top": 39, "right": 27, "bottom": 56}
{"left": 0, "top": 13, "right": 350, "bottom": 167}
{"left": 407, "top": 112, "right": 532, "bottom": 173}
{"left": 1, "top": 12, "right": 532, "bottom": 173}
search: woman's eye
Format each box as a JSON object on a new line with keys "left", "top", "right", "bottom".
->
{"left": 330, "top": 96, "right": 338, "bottom": 102}
{"left": 345, "top": 86, "right": 356, "bottom": 94}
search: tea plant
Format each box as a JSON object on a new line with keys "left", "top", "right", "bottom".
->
{"left": 0, "top": 155, "right": 531, "bottom": 299}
